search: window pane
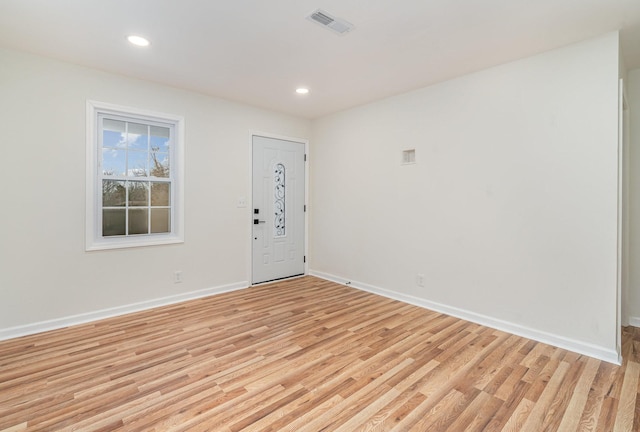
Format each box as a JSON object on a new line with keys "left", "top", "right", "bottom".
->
{"left": 128, "top": 208, "right": 149, "bottom": 235}
{"left": 102, "top": 148, "right": 126, "bottom": 176}
{"left": 150, "top": 152, "right": 170, "bottom": 178}
{"left": 151, "top": 208, "right": 170, "bottom": 233}
{"left": 128, "top": 122, "right": 148, "bottom": 151}
{"left": 128, "top": 151, "right": 148, "bottom": 177}
{"left": 103, "top": 130, "right": 124, "bottom": 149}
{"left": 128, "top": 181, "right": 148, "bottom": 206}
{"left": 102, "top": 180, "right": 126, "bottom": 207}
{"left": 103, "top": 119, "right": 126, "bottom": 133}
{"left": 103, "top": 209, "right": 125, "bottom": 236}
{"left": 151, "top": 126, "right": 170, "bottom": 152}
{"left": 151, "top": 182, "right": 170, "bottom": 206}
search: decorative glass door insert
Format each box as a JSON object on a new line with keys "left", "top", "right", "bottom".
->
{"left": 274, "top": 163, "right": 286, "bottom": 237}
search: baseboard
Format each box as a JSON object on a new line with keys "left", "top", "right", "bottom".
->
{"left": 0, "top": 281, "right": 250, "bottom": 342}
{"left": 310, "top": 270, "right": 621, "bottom": 365}
{"left": 629, "top": 316, "right": 640, "bottom": 327}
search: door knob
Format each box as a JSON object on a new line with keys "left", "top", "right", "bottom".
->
{"left": 253, "top": 219, "right": 266, "bottom": 225}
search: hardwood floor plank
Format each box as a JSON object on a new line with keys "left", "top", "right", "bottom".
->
{"left": 613, "top": 360, "right": 640, "bottom": 432}
{"left": 596, "top": 396, "right": 619, "bottom": 431}
{"left": 556, "top": 356, "right": 600, "bottom": 432}
{"left": 633, "top": 389, "right": 640, "bottom": 432}
{"left": 298, "top": 358, "right": 413, "bottom": 431}
{"left": 500, "top": 398, "right": 535, "bottom": 432}
{"left": 461, "top": 393, "right": 505, "bottom": 432}
{"left": 353, "top": 359, "right": 440, "bottom": 431}
{"left": 519, "top": 360, "right": 570, "bottom": 431}
{"left": 0, "top": 276, "right": 638, "bottom": 431}
{"left": 471, "top": 334, "right": 528, "bottom": 393}
{"left": 0, "top": 422, "right": 27, "bottom": 432}
{"left": 443, "top": 389, "right": 492, "bottom": 431}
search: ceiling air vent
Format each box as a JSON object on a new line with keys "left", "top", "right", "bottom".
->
{"left": 306, "top": 9, "right": 354, "bottom": 35}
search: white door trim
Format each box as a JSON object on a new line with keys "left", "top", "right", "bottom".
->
{"left": 616, "top": 78, "right": 629, "bottom": 364}
{"left": 248, "top": 131, "right": 309, "bottom": 284}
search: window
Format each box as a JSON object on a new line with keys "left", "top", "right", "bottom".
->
{"left": 86, "top": 101, "right": 184, "bottom": 250}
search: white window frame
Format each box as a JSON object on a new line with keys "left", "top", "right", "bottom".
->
{"left": 86, "top": 100, "right": 185, "bottom": 251}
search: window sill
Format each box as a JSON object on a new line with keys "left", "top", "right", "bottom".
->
{"left": 86, "top": 235, "right": 184, "bottom": 252}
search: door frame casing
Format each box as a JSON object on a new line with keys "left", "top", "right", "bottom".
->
{"left": 248, "top": 131, "right": 309, "bottom": 285}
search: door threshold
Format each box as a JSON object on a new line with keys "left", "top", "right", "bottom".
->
{"left": 252, "top": 273, "right": 305, "bottom": 286}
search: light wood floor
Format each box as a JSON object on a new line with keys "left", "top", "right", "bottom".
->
{"left": 1, "top": 276, "right": 639, "bottom": 431}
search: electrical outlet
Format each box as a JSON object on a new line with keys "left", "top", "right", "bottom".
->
{"left": 416, "top": 274, "right": 425, "bottom": 287}
{"left": 174, "top": 271, "right": 183, "bottom": 283}
{"left": 237, "top": 197, "right": 247, "bottom": 208}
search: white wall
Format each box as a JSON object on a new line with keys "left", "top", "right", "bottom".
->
{"left": 627, "top": 68, "right": 640, "bottom": 324}
{"left": 0, "top": 48, "right": 310, "bottom": 334}
{"left": 310, "top": 32, "right": 621, "bottom": 361}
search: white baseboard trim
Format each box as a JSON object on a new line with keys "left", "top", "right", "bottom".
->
{"left": 629, "top": 316, "right": 640, "bottom": 327}
{"left": 0, "top": 281, "right": 250, "bottom": 342}
{"left": 310, "top": 270, "right": 621, "bottom": 365}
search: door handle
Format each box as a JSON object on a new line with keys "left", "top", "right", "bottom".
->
{"left": 253, "top": 219, "right": 266, "bottom": 225}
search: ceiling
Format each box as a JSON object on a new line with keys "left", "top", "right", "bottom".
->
{"left": 1, "top": 0, "right": 640, "bottom": 119}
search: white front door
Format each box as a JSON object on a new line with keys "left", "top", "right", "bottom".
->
{"left": 252, "top": 135, "right": 305, "bottom": 284}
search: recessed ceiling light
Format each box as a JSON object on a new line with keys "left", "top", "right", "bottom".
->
{"left": 296, "top": 88, "right": 310, "bottom": 95}
{"left": 127, "top": 35, "right": 150, "bottom": 47}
